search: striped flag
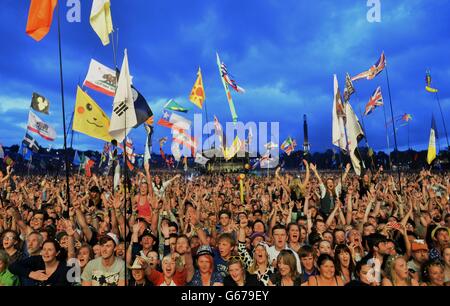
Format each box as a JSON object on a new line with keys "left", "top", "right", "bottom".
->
{"left": 281, "top": 137, "right": 297, "bottom": 156}
{"left": 27, "top": 111, "right": 56, "bottom": 141}
{"left": 216, "top": 53, "right": 238, "bottom": 122}
{"left": 352, "top": 51, "right": 386, "bottom": 82}
{"left": 364, "top": 86, "right": 384, "bottom": 116}
{"left": 220, "top": 62, "right": 245, "bottom": 93}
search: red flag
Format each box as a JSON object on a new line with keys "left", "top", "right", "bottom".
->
{"left": 85, "top": 158, "right": 95, "bottom": 177}
{"left": 26, "top": 0, "right": 58, "bottom": 41}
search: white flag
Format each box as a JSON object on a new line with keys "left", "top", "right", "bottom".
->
{"left": 332, "top": 74, "right": 347, "bottom": 151}
{"left": 27, "top": 111, "right": 56, "bottom": 141}
{"left": 83, "top": 59, "right": 117, "bottom": 96}
{"left": 195, "top": 152, "right": 209, "bottom": 166}
{"left": 171, "top": 142, "right": 182, "bottom": 161}
{"left": 113, "top": 163, "right": 121, "bottom": 191}
{"left": 345, "top": 102, "right": 365, "bottom": 175}
{"left": 109, "top": 49, "right": 137, "bottom": 143}
{"left": 170, "top": 113, "right": 191, "bottom": 131}
{"left": 0, "top": 144, "right": 4, "bottom": 159}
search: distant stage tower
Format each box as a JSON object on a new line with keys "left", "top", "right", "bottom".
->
{"left": 303, "top": 114, "right": 310, "bottom": 154}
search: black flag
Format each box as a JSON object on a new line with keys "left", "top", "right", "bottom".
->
{"left": 31, "top": 92, "right": 50, "bottom": 114}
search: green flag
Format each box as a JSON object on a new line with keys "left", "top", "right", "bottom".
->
{"left": 164, "top": 99, "right": 190, "bottom": 113}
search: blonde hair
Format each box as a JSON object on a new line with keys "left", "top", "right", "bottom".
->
{"left": 248, "top": 244, "right": 269, "bottom": 274}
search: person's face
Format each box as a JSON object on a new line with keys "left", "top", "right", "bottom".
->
{"left": 155, "top": 176, "right": 161, "bottom": 184}
{"left": 27, "top": 234, "right": 42, "bottom": 254}
{"left": 348, "top": 230, "right": 361, "bottom": 244}
{"left": 385, "top": 242, "right": 396, "bottom": 255}
{"left": 253, "top": 222, "right": 265, "bottom": 233}
{"left": 278, "top": 258, "right": 291, "bottom": 277}
{"left": 436, "top": 230, "right": 449, "bottom": 247}
{"left": 252, "top": 236, "right": 264, "bottom": 248}
{"left": 444, "top": 248, "right": 450, "bottom": 266}
{"left": 323, "top": 233, "right": 333, "bottom": 245}
{"left": 30, "top": 214, "right": 44, "bottom": 230}
{"left": 190, "top": 237, "right": 200, "bottom": 249}
{"left": 132, "top": 269, "right": 145, "bottom": 282}
{"left": 208, "top": 215, "right": 217, "bottom": 224}
{"left": 428, "top": 265, "right": 445, "bottom": 286}
{"left": 41, "top": 243, "right": 58, "bottom": 263}
{"left": 116, "top": 243, "right": 125, "bottom": 258}
{"left": 254, "top": 213, "right": 262, "bottom": 220}
{"left": 359, "top": 264, "right": 372, "bottom": 285}
{"left": 319, "top": 242, "right": 332, "bottom": 255}
{"left": 100, "top": 241, "right": 115, "bottom": 260}
{"left": 169, "top": 226, "right": 177, "bottom": 235}
{"left": 316, "top": 221, "right": 326, "bottom": 233}
{"left": 169, "top": 237, "right": 177, "bottom": 253}
{"left": 335, "top": 231, "right": 345, "bottom": 245}
{"left": 412, "top": 249, "right": 429, "bottom": 264}
{"left": 218, "top": 240, "right": 233, "bottom": 259}
{"left": 148, "top": 251, "right": 159, "bottom": 267}
{"left": 319, "top": 260, "right": 335, "bottom": 279}
{"left": 254, "top": 245, "right": 268, "bottom": 264}
{"left": 197, "top": 256, "right": 212, "bottom": 274}
{"left": 140, "top": 183, "right": 148, "bottom": 195}
{"left": 162, "top": 258, "right": 176, "bottom": 278}
{"left": 60, "top": 235, "right": 69, "bottom": 249}
{"left": 288, "top": 226, "right": 300, "bottom": 243}
{"left": 326, "top": 179, "right": 334, "bottom": 190}
{"left": 2, "top": 233, "right": 16, "bottom": 249}
{"left": 93, "top": 245, "right": 102, "bottom": 258}
{"left": 338, "top": 251, "right": 351, "bottom": 268}
{"left": 77, "top": 247, "right": 91, "bottom": 268}
{"left": 300, "top": 228, "right": 307, "bottom": 243}
{"left": 393, "top": 258, "right": 408, "bottom": 280}
{"left": 175, "top": 237, "right": 189, "bottom": 255}
{"left": 300, "top": 254, "right": 314, "bottom": 271}
{"left": 363, "top": 225, "right": 375, "bottom": 236}
{"left": 219, "top": 214, "right": 230, "bottom": 227}
{"left": 141, "top": 236, "right": 154, "bottom": 250}
{"left": 273, "top": 229, "right": 287, "bottom": 249}
{"left": 229, "top": 263, "right": 244, "bottom": 283}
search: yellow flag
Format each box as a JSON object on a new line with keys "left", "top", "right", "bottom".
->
{"left": 90, "top": 0, "right": 113, "bottom": 46}
{"left": 73, "top": 86, "right": 113, "bottom": 142}
{"left": 189, "top": 68, "right": 205, "bottom": 109}
{"left": 427, "top": 116, "right": 437, "bottom": 164}
{"left": 224, "top": 136, "right": 242, "bottom": 161}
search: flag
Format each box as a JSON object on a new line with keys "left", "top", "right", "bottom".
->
{"left": 332, "top": 75, "right": 347, "bottom": 151}
{"left": 170, "top": 112, "right": 191, "bottom": 131}
{"left": 109, "top": 49, "right": 137, "bottom": 143}
{"left": 0, "top": 144, "right": 4, "bottom": 159}
{"left": 73, "top": 150, "right": 81, "bottom": 166}
{"left": 264, "top": 141, "right": 278, "bottom": 150}
{"left": 26, "top": 0, "right": 57, "bottom": 41}
{"left": 281, "top": 137, "right": 297, "bottom": 156}
{"left": 345, "top": 102, "right": 365, "bottom": 176}
{"left": 217, "top": 53, "right": 238, "bottom": 122}
{"left": 214, "top": 115, "right": 224, "bottom": 148}
{"left": 90, "top": 0, "right": 113, "bottom": 46}
{"left": 113, "top": 163, "right": 120, "bottom": 191}
{"left": 260, "top": 151, "right": 278, "bottom": 169}
{"left": 73, "top": 86, "right": 112, "bottom": 142}
{"left": 427, "top": 115, "right": 437, "bottom": 165}
{"left": 164, "top": 99, "right": 189, "bottom": 113}
{"left": 84, "top": 157, "right": 95, "bottom": 177}
{"left": 364, "top": 86, "right": 384, "bottom": 116}
{"left": 20, "top": 144, "right": 33, "bottom": 161}
{"left": 157, "top": 110, "right": 173, "bottom": 129}
{"left": 351, "top": 51, "right": 386, "bottom": 82}
{"left": 224, "top": 136, "right": 242, "bottom": 161}
{"left": 220, "top": 61, "right": 245, "bottom": 93}
{"left": 189, "top": 68, "right": 206, "bottom": 109}
{"left": 144, "top": 124, "right": 153, "bottom": 164}
{"left": 22, "top": 133, "right": 40, "bottom": 153}
{"left": 194, "top": 152, "right": 209, "bottom": 166}
{"left": 343, "top": 73, "right": 355, "bottom": 102}
{"left": 27, "top": 111, "right": 56, "bottom": 141}
{"left": 30, "top": 92, "right": 50, "bottom": 114}
{"left": 131, "top": 86, "right": 153, "bottom": 128}
{"left": 3, "top": 156, "right": 14, "bottom": 167}
{"left": 172, "top": 129, "right": 197, "bottom": 155}
{"left": 171, "top": 142, "right": 182, "bottom": 162}
{"left": 83, "top": 59, "right": 117, "bottom": 96}
{"left": 425, "top": 70, "right": 438, "bottom": 93}
{"left": 399, "top": 113, "right": 413, "bottom": 127}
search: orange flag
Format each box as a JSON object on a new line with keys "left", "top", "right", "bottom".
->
{"left": 26, "top": 0, "right": 58, "bottom": 41}
{"left": 189, "top": 67, "right": 205, "bottom": 109}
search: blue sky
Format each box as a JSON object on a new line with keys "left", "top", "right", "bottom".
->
{"left": 1, "top": 0, "right": 450, "bottom": 155}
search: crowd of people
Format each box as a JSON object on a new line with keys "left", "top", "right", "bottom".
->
{"left": 0, "top": 160, "right": 449, "bottom": 287}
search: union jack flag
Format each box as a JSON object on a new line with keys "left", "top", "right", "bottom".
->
{"left": 352, "top": 52, "right": 386, "bottom": 82}
{"left": 220, "top": 62, "right": 245, "bottom": 93}
{"left": 364, "top": 86, "right": 383, "bottom": 116}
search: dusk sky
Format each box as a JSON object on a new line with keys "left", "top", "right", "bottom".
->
{"left": 1, "top": 0, "right": 450, "bottom": 155}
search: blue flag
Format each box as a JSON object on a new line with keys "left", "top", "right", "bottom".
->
{"left": 20, "top": 143, "right": 33, "bottom": 161}
{"left": 73, "top": 150, "right": 81, "bottom": 166}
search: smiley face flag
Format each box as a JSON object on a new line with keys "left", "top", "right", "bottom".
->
{"left": 73, "top": 86, "right": 113, "bottom": 142}
{"left": 31, "top": 92, "right": 50, "bottom": 114}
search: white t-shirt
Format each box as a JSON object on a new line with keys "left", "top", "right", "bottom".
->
{"left": 268, "top": 245, "right": 302, "bottom": 274}
{"left": 159, "top": 279, "right": 176, "bottom": 286}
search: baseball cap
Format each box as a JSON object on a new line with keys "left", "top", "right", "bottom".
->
{"left": 411, "top": 240, "right": 428, "bottom": 252}
{"left": 101, "top": 232, "right": 119, "bottom": 246}
{"left": 196, "top": 245, "right": 214, "bottom": 257}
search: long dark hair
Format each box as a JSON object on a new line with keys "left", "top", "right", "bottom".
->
{"left": 334, "top": 244, "right": 355, "bottom": 277}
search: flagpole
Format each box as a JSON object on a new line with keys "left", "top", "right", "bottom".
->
{"left": 435, "top": 92, "right": 450, "bottom": 150}
{"left": 385, "top": 66, "right": 401, "bottom": 192}
{"left": 57, "top": 3, "right": 71, "bottom": 212}
{"left": 358, "top": 103, "right": 375, "bottom": 170}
